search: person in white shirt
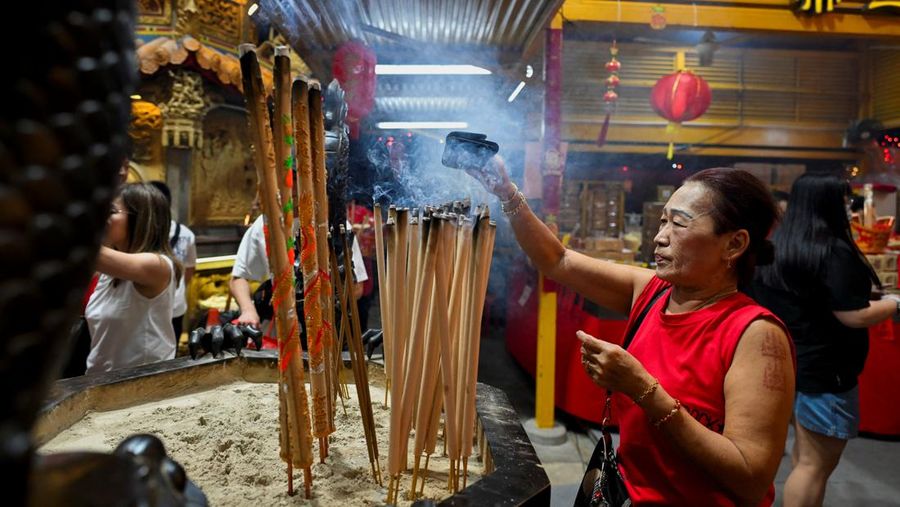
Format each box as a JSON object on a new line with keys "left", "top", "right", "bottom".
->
{"left": 85, "top": 183, "right": 182, "bottom": 373}
{"left": 149, "top": 181, "right": 196, "bottom": 349}
{"left": 229, "top": 215, "right": 367, "bottom": 329}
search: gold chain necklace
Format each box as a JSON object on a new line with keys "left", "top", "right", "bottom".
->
{"left": 668, "top": 287, "right": 738, "bottom": 313}
{"left": 691, "top": 287, "right": 738, "bottom": 311}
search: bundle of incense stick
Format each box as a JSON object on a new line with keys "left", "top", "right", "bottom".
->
{"left": 375, "top": 205, "right": 496, "bottom": 503}
{"left": 239, "top": 44, "right": 313, "bottom": 498}
{"left": 335, "top": 225, "right": 382, "bottom": 485}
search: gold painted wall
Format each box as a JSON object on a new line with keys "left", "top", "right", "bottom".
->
{"left": 191, "top": 106, "right": 256, "bottom": 225}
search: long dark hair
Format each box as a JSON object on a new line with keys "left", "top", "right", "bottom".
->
{"left": 757, "top": 172, "right": 879, "bottom": 294}
{"left": 118, "top": 183, "right": 183, "bottom": 285}
{"left": 685, "top": 168, "right": 778, "bottom": 286}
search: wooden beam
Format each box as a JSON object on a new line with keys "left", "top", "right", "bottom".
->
{"left": 562, "top": 0, "right": 900, "bottom": 38}
{"left": 567, "top": 141, "right": 858, "bottom": 159}
{"left": 610, "top": 80, "right": 859, "bottom": 96}
{"left": 564, "top": 118, "right": 857, "bottom": 158}
{"left": 522, "top": 0, "right": 567, "bottom": 60}
{"left": 565, "top": 119, "right": 848, "bottom": 148}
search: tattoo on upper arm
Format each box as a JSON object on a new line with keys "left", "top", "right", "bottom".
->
{"left": 761, "top": 332, "right": 787, "bottom": 360}
{"left": 760, "top": 330, "right": 788, "bottom": 392}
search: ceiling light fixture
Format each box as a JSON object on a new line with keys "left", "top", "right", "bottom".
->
{"left": 525, "top": 65, "right": 534, "bottom": 78}
{"left": 247, "top": 3, "right": 259, "bottom": 16}
{"left": 376, "top": 121, "right": 468, "bottom": 129}
{"left": 507, "top": 81, "right": 526, "bottom": 103}
{"left": 375, "top": 64, "right": 491, "bottom": 75}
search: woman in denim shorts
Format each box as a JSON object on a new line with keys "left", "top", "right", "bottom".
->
{"left": 751, "top": 173, "right": 900, "bottom": 507}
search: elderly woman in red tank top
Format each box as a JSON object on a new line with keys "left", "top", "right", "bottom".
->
{"left": 467, "top": 161, "right": 795, "bottom": 506}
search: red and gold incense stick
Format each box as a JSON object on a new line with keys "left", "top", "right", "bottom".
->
{"left": 240, "top": 44, "right": 313, "bottom": 498}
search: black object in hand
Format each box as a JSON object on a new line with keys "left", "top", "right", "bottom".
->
{"left": 442, "top": 131, "right": 499, "bottom": 171}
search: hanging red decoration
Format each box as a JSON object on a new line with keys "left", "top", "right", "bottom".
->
{"left": 597, "top": 41, "right": 621, "bottom": 147}
{"left": 332, "top": 40, "right": 376, "bottom": 139}
{"left": 650, "top": 70, "right": 711, "bottom": 159}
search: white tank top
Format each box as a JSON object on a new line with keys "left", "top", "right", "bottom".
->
{"left": 85, "top": 255, "right": 177, "bottom": 374}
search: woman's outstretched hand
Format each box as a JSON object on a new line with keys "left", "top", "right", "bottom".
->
{"left": 465, "top": 155, "right": 516, "bottom": 201}
{"left": 577, "top": 330, "right": 654, "bottom": 399}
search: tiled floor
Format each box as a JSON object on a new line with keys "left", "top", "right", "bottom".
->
{"left": 475, "top": 328, "right": 900, "bottom": 507}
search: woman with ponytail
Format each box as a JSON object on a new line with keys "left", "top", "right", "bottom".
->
{"left": 467, "top": 163, "right": 794, "bottom": 506}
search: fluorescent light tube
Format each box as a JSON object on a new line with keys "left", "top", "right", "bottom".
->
{"left": 375, "top": 65, "right": 491, "bottom": 75}
{"left": 376, "top": 121, "right": 469, "bottom": 129}
{"left": 507, "top": 81, "right": 526, "bottom": 103}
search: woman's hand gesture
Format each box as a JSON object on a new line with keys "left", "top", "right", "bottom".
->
{"left": 577, "top": 330, "right": 654, "bottom": 400}
{"left": 465, "top": 155, "right": 515, "bottom": 200}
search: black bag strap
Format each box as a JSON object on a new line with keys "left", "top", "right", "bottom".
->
{"left": 621, "top": 284, "right": 669, "bottom": 351}
{"left": 602, "top": 283, "right": 669, "bottom": 424}
{"left": 170, "top": 222, "right": 181, "bottom": 249}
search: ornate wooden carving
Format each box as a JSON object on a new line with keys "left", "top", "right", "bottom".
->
{"left": 175, "top": 0, "right": 201, "bottom": 36}
{"left": 138, "top": 0, "right": 173, "bottom": 26}
{"left": 160, "top": 70, "right": 210, "bottom": 148}
{"left": 198, "top": 0, "right": 243, "bottom": 44}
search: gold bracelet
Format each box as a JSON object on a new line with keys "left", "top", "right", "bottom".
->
{"left": 633, "top": 379, "right": 659, "bottom": 405}
{"left": 502, "top": 191, "right": 526, "bottom": 217}
{"left": 499, "top": 182, "right": 519, "bottom": 205}
{"left": 651, "top": 398, "right": 681, "bottom": 428}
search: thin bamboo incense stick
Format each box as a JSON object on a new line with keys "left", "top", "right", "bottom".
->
{"left": 384, "top": 219, "right": 404, "bottom": 487}
{"left": 401, "top": 217, "right": 440, "bottom": 499}
{"left": 373, "top": 205, "right": 391, "bottom": 408}
{"left": 388, "top": 209, "right": 410, "bottom": 478}
{"left": 448, "top": 218, "right": 474, "bottom": 489}
{"left": 456, "top": 221, "right": 479, "bottom": 461}
{"left": 403, "top": 216, "right": 422, "bottom": 431}
{"left": 461, "top": 220, "right": 496, "bottom": 466}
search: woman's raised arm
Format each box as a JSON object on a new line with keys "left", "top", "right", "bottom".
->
{"left": 478, "top": 157, "right": 654, "bottom": 314}
{"left": 95, "top": 246, "right": 172, "bottom": 298}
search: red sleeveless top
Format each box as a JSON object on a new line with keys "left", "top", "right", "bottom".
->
{"left": 615, "top": 276, "right": 790, "bottom": 506}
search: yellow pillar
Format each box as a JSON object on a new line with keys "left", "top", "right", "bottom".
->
{"left": 535, "top": 275, "right": 557, "bottom": 428}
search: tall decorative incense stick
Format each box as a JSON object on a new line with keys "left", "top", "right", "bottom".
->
{"left": 308, "top": 83, "right": 336, "bottom": 460}
{"left": 239, "top": 44, "right": 313, "bottom": 498}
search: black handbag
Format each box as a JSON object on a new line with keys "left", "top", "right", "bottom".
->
{"left": 574, "top": 286, "right": 668, "bottom": 507}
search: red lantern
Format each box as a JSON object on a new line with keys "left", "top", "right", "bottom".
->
{"left": 650, "top": 70, "right": 712, "bottom": 159}
{"left": 332, "top": 40, "right": 376, "bottom": 139}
